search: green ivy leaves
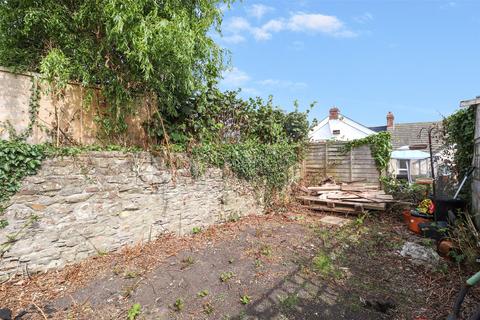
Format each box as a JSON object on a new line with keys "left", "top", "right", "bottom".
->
{"left": 443, "top": 106, "right": 475, "bottom": 177}
{"left": 0, "top": 140, "right": 46, "bottom": 212}
{"left": 343, "top": 132, "right": 392, "bottom": 172}
{"left": 192, "top": 142, "right": 299, "bottom": 196}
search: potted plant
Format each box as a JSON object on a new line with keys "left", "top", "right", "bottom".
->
{"left": 408, "top": 199, "right": 435, "bottom": 234}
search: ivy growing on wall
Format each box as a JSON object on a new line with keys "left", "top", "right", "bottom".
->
{"left": 191, "top": 142, "right": 300, "bottom": 200}
{"left": 0, "top": 140, "right": 46, "bottom": 213}
{"left": 343, "top": 131, "right": 392, "bottom": 172}
{"left": 443, "top": 106, "right": 475, "bottom": 177}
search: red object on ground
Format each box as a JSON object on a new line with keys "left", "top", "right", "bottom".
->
{"left": 408, "top": 215, "right": 431, "bottom": 234}
{"left": 402, "top": 209, "right": 411, "bottom": 224}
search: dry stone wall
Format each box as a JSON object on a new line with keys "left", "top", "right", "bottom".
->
{"left": 0, "top": 152, "right": 263, "bottom": 280}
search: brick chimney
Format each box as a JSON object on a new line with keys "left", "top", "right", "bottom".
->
{"left": 386, "top": 111, "right": 394, "bottom": 128}
{"left": 329, "top": 107, "right": 340, "bottom": 120}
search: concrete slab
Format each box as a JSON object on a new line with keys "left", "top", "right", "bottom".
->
{"left": 319, "top": 215, "right": 351, "bottom": 227}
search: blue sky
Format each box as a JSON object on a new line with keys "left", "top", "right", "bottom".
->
{"left": 217, "top": 0, "right": 480, "bottom": 127}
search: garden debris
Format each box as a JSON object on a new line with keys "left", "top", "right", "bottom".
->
{"left": 297, "top": 182, "right": 395, "bottom": 214}
{"left": 399, "top": 242, "right": 440, "bottom": 267}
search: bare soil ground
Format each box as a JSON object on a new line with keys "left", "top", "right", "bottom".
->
{"left": 1, "top": 208, "right": 479, "bottom": 320}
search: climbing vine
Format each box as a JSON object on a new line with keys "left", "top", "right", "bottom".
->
{"left": 343, "top": 132, "right": 392, "bottom": 172}
{"left": 191, "top": 142, "right": 301, "bottom": 199}
{"left": 442, "top": 106, "right": 475, "bottom": 177}
{"left": 21, "top": 76, "right": 41, "bottom": 139}
{"left": 0, "top": 140, "right": 46, "bottom": 213}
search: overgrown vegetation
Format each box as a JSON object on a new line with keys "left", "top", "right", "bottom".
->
{"left": 0, "top": 1, "right": 317, "bottom": 205}
{"left": 0, "top": 140, "right": 45, "bottom": 212}
{"left": 343, "top": 131, "right": 392, "bottom": 172}
{"left": 191, "top": 142, "right": 300, "bottom": 197}
{"left": 442, "top": 106, "right": 476, "bottom": 201}
{"left": 0, "top": 0, "right": 233, "bottom": 140}
{"left": 380, "top": 176, "right": 427, "bottom": 204}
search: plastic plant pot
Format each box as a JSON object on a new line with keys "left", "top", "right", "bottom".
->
{"left": 419, "top": 221, "right": 449, "bottom": 241}
{"left": 402, "top": 209, "right": 411, "bottom": 224}
{"left": 408, "top": 210, "right": 433, "bottom": 234}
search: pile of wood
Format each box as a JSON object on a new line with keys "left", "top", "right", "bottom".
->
{"left": 297, "top": 182, "right": 394, "bottom": 214}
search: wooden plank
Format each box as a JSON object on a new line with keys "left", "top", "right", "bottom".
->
{"left": 296, "top": 196, "right": 386, "bottom": 210}
{"left": 304, "top": 204, "right": 362, "bottom": 214}
{"left": 307, "top": 185, "right": 341, "bottom": 191}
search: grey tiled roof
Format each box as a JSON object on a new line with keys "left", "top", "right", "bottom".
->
{"left": 387, "top": 122, "right": 444, "bottom": 152}
{"left": 368, "top": 125, "right": 387, "bottom": 133}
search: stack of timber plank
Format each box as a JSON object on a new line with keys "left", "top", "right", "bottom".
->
{"left": 297, "top": 182, "right": 394, "bottom": 214}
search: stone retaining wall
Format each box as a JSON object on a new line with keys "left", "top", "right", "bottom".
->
{"left": 0, "top": 152, "right": 263, "bottom": 280}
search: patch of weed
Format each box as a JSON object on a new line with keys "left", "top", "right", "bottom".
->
{"left": 0, "top": 219, "right": 8, "bottom": 229}
{"left": 96, "top": 249, "right": 108, "bottom": 257}
{"left": 181, "top": 256, "right": 195, "bottom": 269}
{"left": 124, "top": 270, "right": 139, "bottom": 279}
{"left": 254, "top": 259, "right": 263, "bottom": 268}
{"left": 278, "top": 293, "right": 299, "bottom": 310}
{"left": 127, "top": 303, "right": 141, "bottom": 320}
{"left": 312, "top": 252, "right": 334, "bottom": 276}
{"left": 220, "top": 271, "right": 235, "bottom": 282}
{"left": 192, "top": 226, "right": 202, "bottom": 234}
{"left": 260, "top": 245, "right": 272, "bottom": 257}
{"left": 174, "top": 298, "right": 184, "bottom": 312}
{"left": 228, "top": 213, "right": 241, "bottom": 222}
{"left": 240, "top": 295, "right": 251, "bottom": 305}
{"left": 197, "top": 290, "right": 209, "bottom": 298}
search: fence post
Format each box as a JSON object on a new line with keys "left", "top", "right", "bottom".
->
{"left": 349, "top": 148, "right": 353, "bottom": 182}
{"left": 324, "top": 142, "right": 328, "bottom": 177}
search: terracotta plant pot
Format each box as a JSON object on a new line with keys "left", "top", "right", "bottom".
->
{"left": 437, "top": 239, "right": 454, "bottom": 258}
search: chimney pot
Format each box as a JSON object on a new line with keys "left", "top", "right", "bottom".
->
{"left": 329, "top": 107, "right": 340, "bottom": 120}
{"left": 387, "top": 111, "right": 394, "bottom": 128}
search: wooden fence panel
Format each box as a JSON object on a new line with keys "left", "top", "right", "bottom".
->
{"left": 303, "top": 142, "right": 380, "bottom": 185}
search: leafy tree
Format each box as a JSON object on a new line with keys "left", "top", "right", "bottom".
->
{"left": 0, "top": 0, "right": 231, "bottom": 136}
{"left": 153, "top": 85, "right": 315, "bottom": 147}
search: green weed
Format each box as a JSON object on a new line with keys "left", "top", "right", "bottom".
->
{"left": 174, "top": 298, "right": 185, "bottom": 312}
{"left": 278, "top": 293, "right": 299, "bottom": 310}
{"left": 220, "top": 271, "right": 235, "bottom": 282}
{"left": 127, "top": 303, "right": 141, "bottom": 320}
{"left": 197, "top": 290, "right": 209, "bottom": 298}
{"left": 312, "top": 252, "right": 333, "bottom": 275}
{"left": 240, "top": 295, "right": 251, "bottom": 305}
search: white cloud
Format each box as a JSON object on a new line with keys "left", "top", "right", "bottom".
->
{"left": 287, "top": 13, "right": 344, "bottom": 33}
{"left": 246, "top": 4, "right": 274, "bottom": 19}
{"left": 223, "top": 12, "right": 356, "bottom": 42}
{"left": 354, "top": 12, "right": 374, "bottom": 24}
{"left": 261, "top": 19, "right": 284, "bottom": 32}
{"left": 257, "top": 79, "right": 307, "bottom": 90}
{"left": 225, "top": 17, "right": 251, "bottom": 32}
{"left": 222, "top": 34, "right": 246, "bottom": 44}
{"left": 222, "top": 67, "right": 250, "bottom": 87}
